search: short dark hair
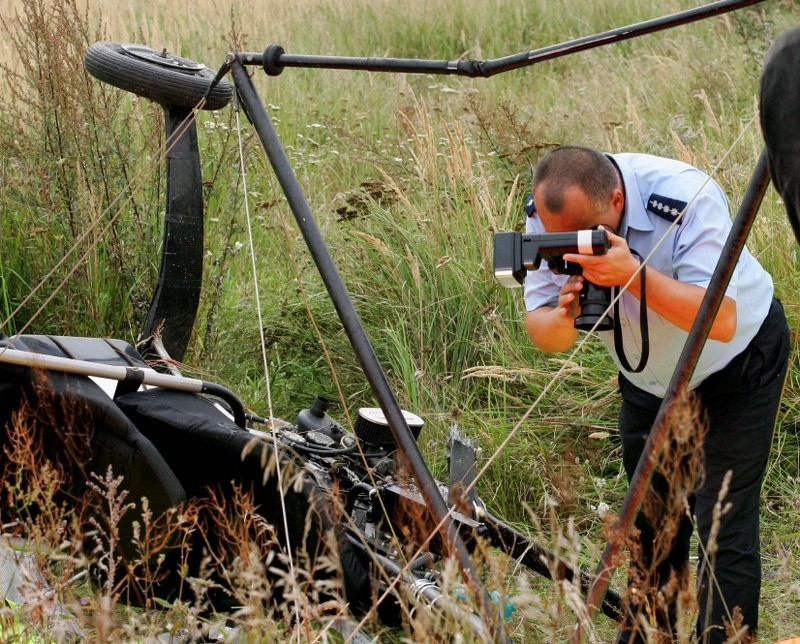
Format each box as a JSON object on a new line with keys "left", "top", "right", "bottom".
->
{"left": 533, "top": 146, "right": 619, "bottom": 215}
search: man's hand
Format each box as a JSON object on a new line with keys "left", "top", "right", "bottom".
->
{"left": 525, "top": 275, "right": 584, "bottom": 352}
{"left": 561, "top": 226, "right": 737, "bottom": 342}
{"left": 555, "top": 275, "right": 585, "bottom": 322}
{"left": 561, "top": 227, "right": 640, "bottom": 289}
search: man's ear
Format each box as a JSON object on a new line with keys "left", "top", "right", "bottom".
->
{"left": 611, "top": 187, "right": 625, "bottom": 213}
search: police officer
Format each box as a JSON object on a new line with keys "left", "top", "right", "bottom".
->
{"left": 523, "top": 145, "right": 789, "bottom": 642}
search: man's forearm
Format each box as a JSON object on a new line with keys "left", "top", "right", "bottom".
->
{"left": 624, "top": 268, "right": 737, "bottom": 342}
{"left": 564, "top": 229, "right": 737, "bottom": 344}
{"left": 525, "top": 307, "right": 579, "bottom": 352}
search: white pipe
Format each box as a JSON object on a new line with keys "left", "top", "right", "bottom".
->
{"left": 0, "top": 347, "right": 203, "bottom": 393}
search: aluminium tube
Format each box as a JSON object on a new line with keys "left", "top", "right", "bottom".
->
{"left": 240, "top": 0, "right": 766, "bottom": 78}
{"left": 0, "top": 346, "right": 247, "bottom": 428}
{"left": 229, "top": 59, "right": 506, "bottom": 640}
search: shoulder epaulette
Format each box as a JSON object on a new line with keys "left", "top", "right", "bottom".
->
{"left": 646, "top": 193, "right": 686, "bottom": 222}
{"left": 524, "top": 195, "right": 536, "bottom": 217}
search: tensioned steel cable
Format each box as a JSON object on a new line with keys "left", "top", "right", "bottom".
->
{"left": 226, "top": 1, "right": 772, "bottom": 634}
{"left": 377, "top": 113, "right": 764, "bottom": 642}
{"left": 230, "top": 78, "right": 468, "bottom": 639}
{"left": 233, "top": 100, "right": 306, "bottom": 638}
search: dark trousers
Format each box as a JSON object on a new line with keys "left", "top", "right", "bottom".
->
{"left": 617, "top": 298, "right": 789, "bottom": 643}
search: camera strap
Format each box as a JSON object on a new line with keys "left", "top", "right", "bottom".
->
{"left": 612, "top": 253, "right": 649, "bottom": 373}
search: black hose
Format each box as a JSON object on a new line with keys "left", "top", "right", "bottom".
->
{"left": 201, "top": 381, "right": 247, "bottom": 428}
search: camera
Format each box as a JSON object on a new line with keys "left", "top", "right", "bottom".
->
{"left": 493, "top": 229, "right": 614, "bottom": 331}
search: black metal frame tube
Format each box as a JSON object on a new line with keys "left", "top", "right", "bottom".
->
{"left": 140, "top": 106, "right": 204, "bottom": 362}
{"left": 238, "top": 0, "right": 767, "bottom": 78}
{"left": 229, "top": 59, "right": 505, "bottom": 638}
{"left": 581, "top": 150, "right": 772, "bottom": 630}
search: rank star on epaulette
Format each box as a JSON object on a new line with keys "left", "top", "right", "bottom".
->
{"left": 646, "top": 193, "right": 687, "bottom": 223}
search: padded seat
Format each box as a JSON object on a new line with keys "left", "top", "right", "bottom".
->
{"left": 0, "top": 334, "right": 371, "bottom": 609}
{"left": 0, "top": 335, "right": 186, "bottom": 562}
{"left": 116, "top": 387, "right": 371, "bottom": 606}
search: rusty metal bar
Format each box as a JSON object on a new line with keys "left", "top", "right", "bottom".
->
{"left": 575, "top": 149, "right": 771, "bottom": 641}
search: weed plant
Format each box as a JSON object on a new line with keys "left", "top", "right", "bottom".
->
{"left": 1, "top": 0, "right": 800, "bottom": 641}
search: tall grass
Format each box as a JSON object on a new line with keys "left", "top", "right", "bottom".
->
{"left": 1, "top": 0, "right": 800, "bottom": 640}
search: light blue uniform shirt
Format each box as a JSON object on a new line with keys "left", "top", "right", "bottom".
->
{"left": 523, "top": 152, "right": 773, "bottom": 397}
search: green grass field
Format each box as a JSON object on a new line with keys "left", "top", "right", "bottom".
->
{"left": 1, "top": 0, "right": 800, "bottom": 640}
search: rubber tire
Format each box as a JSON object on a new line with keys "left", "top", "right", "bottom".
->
{"left": 84, "top": 41, "right": 232, "bottom": 111}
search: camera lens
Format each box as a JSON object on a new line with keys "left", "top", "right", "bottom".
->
{"left": 574, "top": 281, "right": 614, "bottom": 331}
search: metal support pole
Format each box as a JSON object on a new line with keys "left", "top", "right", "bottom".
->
{"left": 229, "top": 59, "right": 506, "bottom": 640}
{"left": 575, "top": 150, "right": 771, "bottom": 640}
{"left": 238, "top": 0, "right": 767, "bottom": 78}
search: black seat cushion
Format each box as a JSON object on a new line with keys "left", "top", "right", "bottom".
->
{"left": 0, "top": 335, "right": 187, "bottom": 563}
{"left": 0, "top": 334, "right": 371, "bottom": 609}
{"left": 116, "top": 387, "right": 371, "bottom": 609}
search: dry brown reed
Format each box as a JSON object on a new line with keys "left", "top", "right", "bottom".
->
{"left": 615, "top": 389, "right": 707, "bottom": 643}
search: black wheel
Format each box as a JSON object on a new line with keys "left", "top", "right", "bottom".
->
{"left": 84, "top": 41, "right": 232, "bottom": 111}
